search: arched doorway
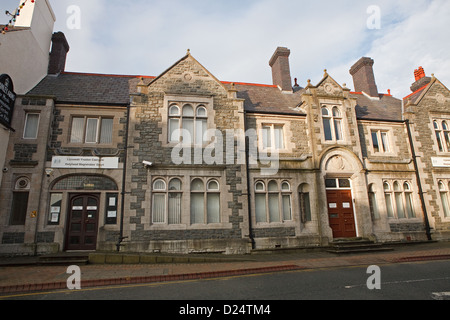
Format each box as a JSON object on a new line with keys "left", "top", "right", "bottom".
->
{"left": 320, "top": 149, "right": 365, "bottom": 239}
{"left": 51, "top": 175, "right": 119, "bottom": 251}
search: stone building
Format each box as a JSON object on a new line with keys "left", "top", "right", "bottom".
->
{"left": 0, "top": 42, "right": 449, "bottom": 255}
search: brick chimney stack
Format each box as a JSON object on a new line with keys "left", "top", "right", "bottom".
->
{"left": 349, "top": 57, "right": 379, "bottom": 97}
{"left": 269, "top": 47, "right": 293, "bottom": 92}
{"left": 48, "top": 32, "right": 70, "bottom": 75}
{"left": 410, "top": 66, "right": 431, "bottom": 92}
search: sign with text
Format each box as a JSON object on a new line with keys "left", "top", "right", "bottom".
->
{"left": 0, "top": 74, "right": 16, "bottom": 128}
{"left": 51, "top": 156, "right": 119, "bottom": 169}
{"left": 432, "top": 157, "right": 450, "bottom": 168}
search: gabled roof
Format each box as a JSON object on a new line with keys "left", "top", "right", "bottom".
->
{"left": 403, "top": 76, "right": 449, "bottom": 106}
{"left": 352, "top": 92, "right": 402, "bottom": 121}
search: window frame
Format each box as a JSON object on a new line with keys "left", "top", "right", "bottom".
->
{"left": 371, "top": 129, "right": 391, "bottom": 154}
{"left": 23, "top": 112, "right": 40, "bottom": 139}
{"left": 254, "top": 180, "right": 293, "bottom": 223}
{"left": 151, "top": 178, "right": 183, "bottom": 225}
{"left": 321, "top": 106, "right": 344, "bottom": 143}
{"left": 383, "top": 180, "right": 416, "bottom": 219}
{"left": 69, "top": 116, "right": 114, "bottom": 145}
{"left": 260, "top": 124, "right": 285, "bottom": 151}
{"left": 438, "top": 180, "right": 450, "bottom": 218}
{"left": 190, "top": 178, "right": 221, "bottom": 225}
{"left": 433, "top": 119, "right": 450, "bottom": 153}
{"left": 168, "top": 103, "right": 208, "bottom": 145}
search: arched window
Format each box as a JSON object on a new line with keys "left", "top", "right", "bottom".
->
{"left": 299, "top": 183, "right": 311, "bottom": 223}
{"left": 322, "top": 106, "right": 343, "bottom": 142}
{"left": 168, "top": 103, "right": 208, "bottom": 145}
{"left": 255, "top": 180, "right": 292, "bottom": 223}
{"left": 190, "top": 178, "right": 220, "bottom": 224}
{"left": 368, "top": 184, "right": 379, "bottom": 220}
{"left": 168, "top": 178, "right": 182, "bottom": 224}
{"left": 152, "top": 179, "right": 167, "bottom": 223}
{"left": 151, "top": 178, "right": 183, "bottom": 224}
{"left": 403, "top": 182, "right": 415, "bottom": 218}
{"left": 439, "top": 181, "right": 450, "bottom": 218}
{"left": 384, "top": 182, "right": 394, "bottom": 218}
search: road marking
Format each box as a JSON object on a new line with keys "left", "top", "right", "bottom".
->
{"left": 431, "top": 292, "right": 450, "bottom": 300}
{"left": 345, "top": 276, "right": 450, "bottom": 289}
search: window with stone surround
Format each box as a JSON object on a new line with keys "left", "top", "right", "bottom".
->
{"left": 23, "top": 113, "right": 40, "bottom": 139}
{"left": 383, "top": 180, "right": 415, "bottom": 219}
{"left": 168, "top": 103, "right": 208, "bottom": 145}
{"left": 255, "top": 180, "right": 292, "bottom": 223}
{"left": 261, "top": 124, "right": 285, "bottom": 151}
{"left": 433, "top": 120, "right": 450, "bottom": 153}
{"left": 371, "top": 129, "right": 391, "bottom": 154}
{"left": 190, "top": 178, "right": 220, "bottom": 224}
{"left": 151, "top": 178, "right": 183, "bottom": 224}
{"left": 70, "top": 116, "right": 113, "bottom": 144}
{"left": 321, "top": 106, "right": 343, "bottom": 142}
{"left": 438, "top": 180, "right": 450, "bottom": 218}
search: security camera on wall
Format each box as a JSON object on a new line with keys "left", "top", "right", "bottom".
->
{"left": 143, "top": 161, "right": 153, "bottom": 167}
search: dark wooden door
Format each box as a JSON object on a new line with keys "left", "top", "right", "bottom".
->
{"left": 326, "top": 190, "right": 356, "bottom": 238}
{"left": 66, "top": 194, "right": 100, "bottom": 251}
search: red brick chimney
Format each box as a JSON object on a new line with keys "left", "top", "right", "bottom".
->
{"left": 410, "top": 66, "right": 431, "bottom": 92}
{"left": 48, "top": 32, "right": 70, "bottom": 75}
{"left": 269, "top": 47, "right": 293, "bottom": 92}
{"left": 349, "top": 57, "right": 379, "bottom": 97}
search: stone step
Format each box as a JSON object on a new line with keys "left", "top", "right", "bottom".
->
{"left": 38, "top": 253, "right": 89, "bottom": 266}
{"left": 327, "top": 238, "right": 394, "bottom": 254}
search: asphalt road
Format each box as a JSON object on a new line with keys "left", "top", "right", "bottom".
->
{"left": 2, "top": 260, "right": 450, "bottom": 304}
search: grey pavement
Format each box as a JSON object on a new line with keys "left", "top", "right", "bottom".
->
{"left": 0, "top": 241, "right": 449, "bottom": 295}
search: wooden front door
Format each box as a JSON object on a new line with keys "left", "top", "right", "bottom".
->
{"left": 66, "top": 194, "right": 100, "bottom": 251}
{"left": 326, "top": 190, "right": 356, "bottom": 238}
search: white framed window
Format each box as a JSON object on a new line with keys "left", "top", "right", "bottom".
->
{"left": 70, "top": 116, "right": 113, "bottom": 144}
{"left": 261, "top": 124, "right": 285, "bottom": 150}
{"left": 190, "top": 178, "right": 220, "bottom": 224}
{"left": 433, "top": 120, "right": 450, "bottom": 152}
{"left": 438, "top": 180, "right": 450, "bottom": 218}
{"left": 371, "top": 129, "right": 391, "bottom": 154}
{"left": 151, "top": 178, "right": 183, "bottom": 225}
{"left": 254, "top": 180, "right": 292, "bottom": 223}
{"left": 383, "top": 180, "right": 416, "bottom": 219}
{"left": 322, "top": 106, "right": 343, "bottom": 142}
{"left": 23, "top": 113, "right": 40, "bottom": 139}
{"left": 169, "top": 104, "right": 208, "bottom": 145}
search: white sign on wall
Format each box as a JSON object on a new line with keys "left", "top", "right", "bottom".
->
{"left": 432, "top": 157, "right": 450, "bottom": 168}
{"left": 51, "top": 156, "right": 119, "bottom": 169}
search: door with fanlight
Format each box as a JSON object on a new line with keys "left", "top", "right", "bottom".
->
{"left": 66, "top": 194, "right": 100, "bottom": 251}
{"left": 325, "top": 178, "right": 357, "bottom": 238}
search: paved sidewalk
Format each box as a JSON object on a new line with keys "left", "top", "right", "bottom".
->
{"left": 0, "top": 241, "right": 450, "bottom": 295}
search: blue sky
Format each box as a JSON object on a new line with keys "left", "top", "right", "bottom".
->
{"left": 1, "top": 0, "right": 449, "bottom": 98}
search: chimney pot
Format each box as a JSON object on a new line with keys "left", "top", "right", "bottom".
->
{"left": 269, "top": 47, "right": 293, "bottom": 92}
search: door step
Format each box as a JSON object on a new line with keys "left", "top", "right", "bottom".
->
{"left": 38, "top": 252, "right": 89, "bottom": 266}
{"left": 327, "top": 238, "right": 394, "bottom": 254}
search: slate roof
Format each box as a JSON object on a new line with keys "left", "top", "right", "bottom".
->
{"left": 27, "top": 72, "right": 154, "bottom": 105}
{"left": 27, "top": 72, "right": 402, "bottom": 120}
{"left": 352, "top": 92, "right": 403, "bottom": 121}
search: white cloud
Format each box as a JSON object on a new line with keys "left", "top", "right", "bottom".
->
{"left": 3, "top": 0, "right": 447, "bottom": 100}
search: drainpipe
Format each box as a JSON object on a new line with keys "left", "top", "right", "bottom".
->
{"left": 116, "top": 103, "right": 130, "bottom": 251}
{"left": 405, "top": 119, "right": 432, "bottom": 241}
{"left": 243, "top": 111, "right": 256, "bottom": 250}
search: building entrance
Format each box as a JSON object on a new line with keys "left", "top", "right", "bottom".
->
{"left": 325, "top": 178, "right": 357, "bottom": 238}
{"left": 65, "top": 194, "right": 100, "bottom": 251}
